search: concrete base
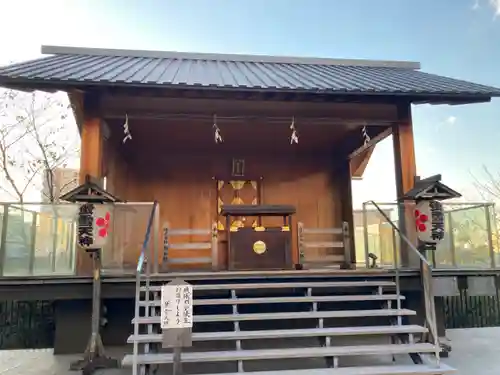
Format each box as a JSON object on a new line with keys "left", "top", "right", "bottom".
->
{"left": 53, "top": 299, "right": 134, "bottom": 355}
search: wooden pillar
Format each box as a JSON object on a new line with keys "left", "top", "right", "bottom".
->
{"left": 393, "top": 103, "right": 419, "bottom": 268}
{"left": 79, "top": 117, "right": 104, "bottom": 184}
{"left": 339, "top": 158, "right": 356, "bottom": 267}
{"left": 77, "top": 116, "right": 105, "bottom": 275}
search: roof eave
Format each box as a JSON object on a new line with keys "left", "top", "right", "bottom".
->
{"left": 0, "top": 77, "right": 497, "bottom": 105}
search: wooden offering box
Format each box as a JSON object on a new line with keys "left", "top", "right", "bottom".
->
{"left": 220, "top": 204, "right": 296, "bottom": 271}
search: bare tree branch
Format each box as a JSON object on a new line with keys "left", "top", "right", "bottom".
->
{"left": 0, "top": 89, "right": 79, "bottom": 202}
{"left": 470, "top": 165, "right": 500, "bottom": 201}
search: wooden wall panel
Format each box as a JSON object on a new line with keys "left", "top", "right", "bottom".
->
{"left": 104, "top": 145, "right": 345, "bottom": 270}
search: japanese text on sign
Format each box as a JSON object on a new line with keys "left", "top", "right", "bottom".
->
{"left": 160, "top": 283, "right": 193, "bottom": 329}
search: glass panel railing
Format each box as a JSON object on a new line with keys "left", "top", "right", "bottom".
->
{"left": 102, "top": 202, "right": 159, "bottom": 275}
{"left": 359, "top": 201, "right": 498, "bottom": 270}
{"left": 0, "top": 203, "right": 77, "bottom": 276}
{"left": 440, "top": 203, "right": 495, "bottom": 269}
{"left": 355, "top": 203, "right": 401, "bottom": 268}
{"left": 0, "top": 202, "right": 159, "bottom": 277}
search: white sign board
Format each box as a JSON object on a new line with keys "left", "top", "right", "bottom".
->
{"left": 161, "top": 282, "right": 193, "bottom": 329}
{"left": 77, "top": 203, "right": 112, "bottom": 249}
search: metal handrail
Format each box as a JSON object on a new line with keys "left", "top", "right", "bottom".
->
{"left": 367, "top": 200, "right": 440, "bottom": 366}
{"left": 132, "top": 201, "right": 158, "bottom": 375}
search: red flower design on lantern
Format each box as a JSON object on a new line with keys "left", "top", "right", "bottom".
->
{"left": 96, "top": 212, "right": 110, "bottom": 238}
{"left": 414, "top": 209, "right": 429, "bottom": 232}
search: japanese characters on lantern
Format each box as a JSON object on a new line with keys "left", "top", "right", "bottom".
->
{"left": 77, "top": 203, "right": 95, "bottom": 248}
{"left": 414, "top": 200, "right": 445, "bottom": 244}
{"left": 77, "top": 203, "right": 111, "bottom": 249}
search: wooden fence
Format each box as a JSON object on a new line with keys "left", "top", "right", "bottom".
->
{"left": 443, "top": 291, "right": 500, "bottom": 328}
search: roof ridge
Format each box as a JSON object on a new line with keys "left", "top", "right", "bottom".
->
{"left": 40, "top": 45, "right": 421, "bottom": 70}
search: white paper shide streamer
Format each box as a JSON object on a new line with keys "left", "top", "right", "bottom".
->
{"left": 290, "top": 116, "right": 299, "bottom": 144}
{"left": 213, "top": 114, "right": 223, "bottom": 143}
{"left": 361, "top": 125, "right": 370, "bottom": 145}
{"left": 123, "top": 113, "right": 132, "bottom": 144}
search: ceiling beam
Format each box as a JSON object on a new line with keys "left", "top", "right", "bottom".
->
{"left": 350, "top": 146, "right": 375, "bottom": 178}
{"left": 348, "top": 127, "right": 392, "bottom": 160}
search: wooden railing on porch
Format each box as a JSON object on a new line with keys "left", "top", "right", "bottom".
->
{"left": 162, "top": 222, "right": 218, "bottom": 270}
{"left": 297, "top": 221, "right": 352, "bottom": 268}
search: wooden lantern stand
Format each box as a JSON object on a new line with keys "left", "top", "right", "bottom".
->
{"left": 60, "top": 175, "right": 121, "bottom": 375}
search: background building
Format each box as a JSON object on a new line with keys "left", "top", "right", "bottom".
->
{"left": 41, "top": 168, "right": 79, "bottom": 203}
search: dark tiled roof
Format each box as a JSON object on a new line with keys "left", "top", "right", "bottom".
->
{"left": 1, "top": 46, "right": 500, "bottom": 101}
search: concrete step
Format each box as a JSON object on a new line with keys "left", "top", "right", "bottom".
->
{"left": 133, "top": 308, "right": 416, "bottom": 324}
{"left": 144, "top": 364, "right": 455, "bottom": 375}
{"left": 127, "top": 324, "right": 428, "bottom": 343}
{"left": 141, "top": 280, "right": 396, "bottom": 292}
{"left": 138, "top": 294, "right": 405, "bottom": 306}
{"left": 148, "top": 364, "right": 456, "bottom": 375}
{"left": 122, "top": 343, "right": 437, "bottom": 365}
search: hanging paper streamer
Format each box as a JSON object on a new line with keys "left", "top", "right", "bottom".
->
{"left": 213, "top": 114, "right": 223, "bottom": 143}
{"left": 361, "top": 125, "right": 370, "bottom": 145}
{"left": 122, "top": 113, "right": 132, "bottom": 144}
{"left": 290, "top": 116, "right": 299, "bottom": 144}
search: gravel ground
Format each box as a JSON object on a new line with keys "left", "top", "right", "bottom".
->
{"left": 0, "top": 328, "right": 498, "bottom": 374}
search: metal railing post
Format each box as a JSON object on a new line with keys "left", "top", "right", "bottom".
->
{"left": 485, "top": 204, "right": 496, "bottom": 269}
{"left": 492, "top": 203, "right": 499, "bottom": 269}
{"left": 153, "top": 204, "right": 160, "bottom": 274}
{"left": 391, "top": 227, "right": 398, "bottom": 267}
{"left": 132, "top": 201, "right": 158, "bottom": 375}
{"left": 447, "top": 212, "right": 457, "bottom": 268}
{"left": 392, "top": 221, "right": 401, "bottom": 325}
{"left": 28, "top": 212, "right": 37, "bottom": 275}
{"left": 362, "top": 202, "right": 370, "bottom": 268}
{"left": 0, "top": 204, "right": 9, "bottom": 277}
{"left": 367, "top": 200, "right": 440, "bottom": 366}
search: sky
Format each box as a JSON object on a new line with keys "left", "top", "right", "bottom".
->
{"left": 0, "top": 0, "right": 499, "bottom": 206}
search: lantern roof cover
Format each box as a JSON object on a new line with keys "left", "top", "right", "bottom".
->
{"left": 60, "top": 174, "right": 122, "bottom": 203}
{"left": 400, "top": 174, "right": 462, "bottom": 201}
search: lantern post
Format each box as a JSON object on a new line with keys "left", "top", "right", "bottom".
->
{"left": 60, "top": 175, "right": 121, "bottom": 375}
{"left": 401, "top": 174, "right": 462, "bottom": 265}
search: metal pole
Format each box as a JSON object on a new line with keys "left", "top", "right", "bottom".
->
{"left": 485, "top": 204, "right": 496, "bottom": 269}
{"left": 51, "top": 211, "right": 58, "bottom": 273}
{"left": 397, "top": 201, "right": 410, "bottom": 268}
{"left": 69, "top": 248, "right": 119, "bottom": 374}
{"left": 492, "top": 203, "right": 500, "bottom": 269}
{"left": 0, "top": 204, "right": 10, "bottom": 277}
{"left": 153, "top": 205, "right": 160, "bottom": 274}
{"left": 173, "top": 345, "right": 182, "bottom": 375}
{"left": 447, "top": 212, "right": 457, "bottom": 268}
{"left": 69, "top": 222, "right": 76, "bottom": 274}
{"left": 391, "top": 227, "right": 398, "bottom": 267}
{"left": 91, "top": 250, "right": 102, "bottom": 342}
{"left": 362, "top": 202, "right": 370, "bottom": 268}
{"left": 28, "top": 212, "right": 37, "bottom": 275}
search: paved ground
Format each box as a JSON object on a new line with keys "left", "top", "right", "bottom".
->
{"left": 443, "top": 328, "right": 500, "bottom": 375}
{"left": 0, "top": 328, "right": 498, "bottom": 374}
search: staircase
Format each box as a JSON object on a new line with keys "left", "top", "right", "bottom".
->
{"left": 122, "top": 276, "right": 455, "bottom": 375}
